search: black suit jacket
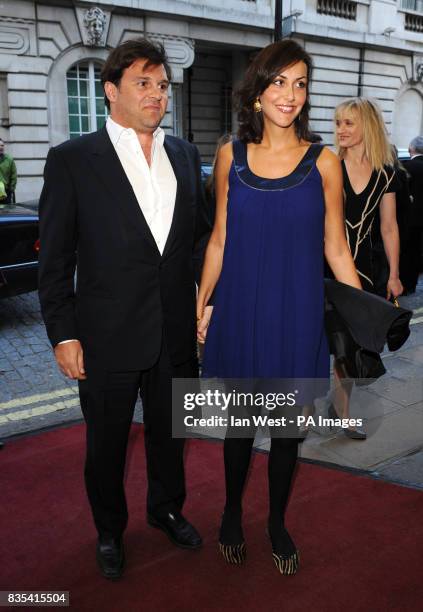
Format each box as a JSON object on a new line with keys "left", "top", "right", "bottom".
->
{"left": 38, "top": 127, "right": 211, "bottom": 370}
{"left": 403, "top": 155, "right": 423, "bottom": 228}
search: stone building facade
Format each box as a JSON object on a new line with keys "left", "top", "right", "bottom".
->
{"left": 0, "top": 0, "right": 422, "bottom": 201}
{"left": 286, "top": 0, "right": 423, "bottom": 149}
{"left": 0, "top": 0, "right": 273, "bottom": 201}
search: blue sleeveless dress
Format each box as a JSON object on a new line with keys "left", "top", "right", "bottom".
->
{"left": 202, "top": 140, "right": 329, "bottom": 380}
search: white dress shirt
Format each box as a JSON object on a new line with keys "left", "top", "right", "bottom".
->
{"left": 59, "top": 117, "right": 177, "bottom": 346}
{"left": 106, "top": 116, "right": 177, "bottom": 254}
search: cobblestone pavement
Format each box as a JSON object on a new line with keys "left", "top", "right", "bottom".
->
{"left": 0, "top": 292, "right": 79, "bottom": 437}
{"left": 0, "top": 292, "right": 143, "bottom": 439}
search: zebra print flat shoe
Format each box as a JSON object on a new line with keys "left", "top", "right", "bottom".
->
{"left": 218, "top": 510, "right": 246, "bottom": 565}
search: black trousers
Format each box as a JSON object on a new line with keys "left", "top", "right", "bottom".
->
{"left": 78, "top": 336, "right": 198, "bottom": 538}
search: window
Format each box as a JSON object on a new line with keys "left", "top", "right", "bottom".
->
{"left": 0, "top": 74, "right": 9, "bottom": 127}
{"left": 400, "top": 0, "right": 423, "bottom": 12}
{"left": 171, "top": 84, "right": 183, "bottom": 137}
{"left": 66, "top": 61, "right": 107, "bottom": 138}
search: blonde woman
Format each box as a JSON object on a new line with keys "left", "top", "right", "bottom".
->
{"left": 331, "top": 97, "right": 403, "bottom": 439}
{"left": 335, "top": 98, "right": 402, "bottom": 296}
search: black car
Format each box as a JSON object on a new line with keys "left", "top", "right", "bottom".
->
{"left": 0, "top": 202, "right": 39, "bottom": 298}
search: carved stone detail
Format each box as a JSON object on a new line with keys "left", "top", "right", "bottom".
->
{"left": 75, "top": 6, "right": 111, "bottom": 47}
{"left": 415, "top": 61, "right": 423, "bottom": 83}
{"left": 148, "top": 34, "right": 195, "bottom": 69}
{"left": 0, "top": 18, "right": 36, "bottom": 56}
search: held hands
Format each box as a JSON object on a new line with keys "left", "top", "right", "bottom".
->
{"left": 386, "top": 278, "right": 403, "bottom": 302}
{"left": 54, "top": 340, "right": 86, "bottom": 380}
{"left": 197, "top": 305, "right": 213, "bottom": 344}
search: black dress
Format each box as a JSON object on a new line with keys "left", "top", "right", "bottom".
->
{"left": 342, "top": 161, "right": 397, "bottom": 292}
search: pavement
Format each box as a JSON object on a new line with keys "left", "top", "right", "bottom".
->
{"left": 1, "top": 279, "right": 423, "bottom": 489}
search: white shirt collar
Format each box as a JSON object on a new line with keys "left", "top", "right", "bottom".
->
{"left": 106, "top": 116, "right": 164, "bottom": 148}
{"left": 411, "top": 153, "right": 423, "bottom": 160}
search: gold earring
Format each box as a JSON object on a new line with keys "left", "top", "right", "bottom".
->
{"left": 253, "top": 98, "right": 262, "bottom": 113}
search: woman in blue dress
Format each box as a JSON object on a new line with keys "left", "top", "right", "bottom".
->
{"left": 196, "top": 40, "right": 361, "bottom": 575}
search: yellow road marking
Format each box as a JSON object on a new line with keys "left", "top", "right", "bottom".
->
{"left": 0, "top": 397, "right": 80, "bottom": 425}
{"left": 0, "top": 387, "right": 78, "bottom": 412}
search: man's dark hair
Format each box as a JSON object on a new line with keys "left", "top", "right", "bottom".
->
{"left": 101, "top": 38, "right": 172, "bottom": 110}
{"left": 235, "top": 39, "right": 313, "bottom": 144}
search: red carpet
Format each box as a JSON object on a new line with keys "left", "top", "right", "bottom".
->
{"left": 1, "top": 424, "right": 422, "bottom": 612}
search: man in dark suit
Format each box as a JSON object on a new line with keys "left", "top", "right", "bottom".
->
{"left": 402, "top": 136, "right": 423, "bottom": 293}
{"left": 38, "top": 39, "right": 211, "bottom": 579}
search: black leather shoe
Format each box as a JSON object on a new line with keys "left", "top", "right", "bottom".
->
{"left": 147, "top": 511, "right": 202, "bottom": 549}
{"left": 96, "top": 536, "right": 124, "bottom": 580}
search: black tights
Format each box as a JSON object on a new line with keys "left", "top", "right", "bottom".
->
{"left": 221, "top": 436, "right": 299, "bottom": 552}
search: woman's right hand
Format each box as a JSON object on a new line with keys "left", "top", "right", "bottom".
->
{"left": 196, "top": 142, "right": 231, "bottom": 344}
{"left": 197, "top": 305, "right": 213, "bottom": 344}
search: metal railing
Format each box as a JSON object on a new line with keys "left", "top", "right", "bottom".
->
{"left": 316, "top": 0, "right": 357, "bottom": 20}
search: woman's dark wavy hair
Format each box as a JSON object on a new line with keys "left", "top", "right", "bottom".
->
{"left": 235, "top": 40, "right": 313, "bottom": 143}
